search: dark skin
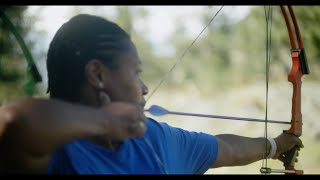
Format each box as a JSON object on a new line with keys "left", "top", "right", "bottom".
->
{"left": 0, "top": 40, "right": 303, "bottom": 173}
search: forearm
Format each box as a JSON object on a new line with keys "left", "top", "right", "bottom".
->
{"left": 1, "top": 98, "right": 106, "bottom": 156}
{"left": 0, "top": 98, "right": 146, "bottom": 173}
{"left": 213, "top": 134, "right": 271, "bottom": 168}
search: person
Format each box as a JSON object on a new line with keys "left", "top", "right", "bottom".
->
{"left": 0, "top": 14, "right": 303, "bottom": 174}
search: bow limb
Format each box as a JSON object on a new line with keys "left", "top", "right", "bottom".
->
{"left": 0, "top": 10, "right": 42, "bottom": 96}
{"left": 280, "top": 5, "right": 309, "bottom": 175}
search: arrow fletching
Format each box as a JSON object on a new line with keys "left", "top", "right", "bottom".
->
{"left": 145, "top": 105, "right": 169, "bottom": 116}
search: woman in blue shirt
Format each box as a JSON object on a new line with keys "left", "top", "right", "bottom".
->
{"left": 0, "top": 14, "right": 303, "bottom": 174}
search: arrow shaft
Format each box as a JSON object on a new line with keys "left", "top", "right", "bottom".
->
{"left": 158, "top": 110, "right": 290, "bottom": 125}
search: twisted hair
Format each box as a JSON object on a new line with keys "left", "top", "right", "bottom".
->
{"left": 47, "top": 14, "right": 132, "bottom": 102}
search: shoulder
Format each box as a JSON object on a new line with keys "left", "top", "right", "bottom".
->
{"left": 145, "top": 117, "right": 216, "bottom": 141}
{"left": 145, "top": 117, "right": 173, "bottom": 132}
{"left": 146, "top": 117, "right": 163, "bottom": 127}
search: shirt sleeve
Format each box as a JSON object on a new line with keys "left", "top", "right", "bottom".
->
{"left": 155, "top": 120, "right": 218, "bottom": 174}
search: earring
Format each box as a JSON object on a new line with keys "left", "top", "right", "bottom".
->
{"left": 98, "top": 81, "right": 110, "bottom": 105}
{"left": 98, "top": 81, "right": 104, "bottom": 89}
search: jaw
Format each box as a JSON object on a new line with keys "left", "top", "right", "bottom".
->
{"left": 78, "top": 83, "right": 101, "bottom": 107}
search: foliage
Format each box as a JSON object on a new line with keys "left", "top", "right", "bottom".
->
{"left": 156, "top": 6, "right": 319, "bottom": 96}
{"left": 0, "top": 6, "right": 33, "bottom": 103}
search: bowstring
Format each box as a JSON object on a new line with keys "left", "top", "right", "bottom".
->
{"left": 143, "top": 6, "right": 224, "bottom": 174}
{"left": 261, "top": 6, "right": 273, "bottom": 172}
{"left": 146, "top": 6, "right": 224, "bottom": 103}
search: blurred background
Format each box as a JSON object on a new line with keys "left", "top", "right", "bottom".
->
{"left": 0, "top": 6, "right": 319, "bottom": 174}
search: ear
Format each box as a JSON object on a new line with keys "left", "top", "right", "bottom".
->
{"left": 84, "top": 59, "right": 109, "bottom": 90}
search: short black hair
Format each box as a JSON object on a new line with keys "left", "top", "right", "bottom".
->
{"left": 47, "top": 14, "right": 132, "bottom": 102}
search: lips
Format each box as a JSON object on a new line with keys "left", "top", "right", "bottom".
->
{"left": 139, "top": 100, "right": 146, "bottom": 109}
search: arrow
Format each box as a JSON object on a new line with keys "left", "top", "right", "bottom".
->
{"left": 144, "top": 105, "right": 290, "bottom": 125}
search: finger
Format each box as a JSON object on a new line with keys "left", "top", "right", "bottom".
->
{"left": 141, "top": 113, "right": 147, "bottom": 123}
{"left": 277, "top": 154, "right": 285, "bottom": 163}
{"left": 294, "top": 136, "right": 304, "bottom": 148}
{"left": 137, "top": 120, "right": 147, "bottom": 132}
{"left": 135, "top": 106, "right": 146, "bottom": 120}
{"left": 133, "top": 107, "right": 147, "bottom": 123}
{"left": 127, "top": 124, "right": 138, "bottom": 135}
{"left": 127, "top": 120, "right": 146, "bottom": 136}
{"left": 139, "top": 121, "right": 147, "bottom": 132}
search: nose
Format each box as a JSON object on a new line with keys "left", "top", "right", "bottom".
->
{"left": 141, "top": 80, "right": 148, "bottom": 96}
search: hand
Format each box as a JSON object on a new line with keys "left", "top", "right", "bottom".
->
{"left": 99, "top": 91, "right": 147, "bottom": 141}
{"left": 273, "top": 133, "right": 304, "bottom": 163}
{"left": 102, "top": 102, "right": 147, "bottom": 140}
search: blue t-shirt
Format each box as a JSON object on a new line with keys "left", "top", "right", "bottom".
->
{"left": 47, "top": 118, "right": 218, "bottom": 174}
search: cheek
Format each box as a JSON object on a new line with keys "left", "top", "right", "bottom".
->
{"left": 127, "top": 79, "right": 142, "bottom": 97}
{"left": 109, "top": 71, "right": 142, "bottom": 102}
{"left": 115, "top": 76, "right": 142, "bottom": 101}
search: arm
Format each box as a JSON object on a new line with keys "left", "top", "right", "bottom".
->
{"left": 212, "top": 133, "right": 303, "bottom": 168}
{"left": 0, "top": 98, "right": 146, "bottom": 173}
